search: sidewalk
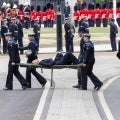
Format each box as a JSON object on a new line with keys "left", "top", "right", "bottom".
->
{"left": 39, "top": 44, "right": 112, "bottom": 54}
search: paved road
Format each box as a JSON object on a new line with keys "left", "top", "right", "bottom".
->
{"left": 0, "top": 53, "right": 120, "bottom": 120}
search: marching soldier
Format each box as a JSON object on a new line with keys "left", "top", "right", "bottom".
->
{"left": 50, "top": 4, "right": 55, "bottom": 27}
{"left": 3, "top": 32, "right": 28, "bottom": 90}
{"left": 94, "top": 3, "right": 101, "bottom": 27}
{"left": 42, "top": 6, "right": 47, "bottom": 28}
{"left": 18, "top": 4, "right": 24, "bottom": 24}
{"left": 108, "top": 2, "right": 113, "bottom": 20}
{"left": 19, "top": 33, "right": 47, "bottom": 88}
{"left": 36, "top": 5, "right": 42, "bottom": 28}
{"left": 101, "top": 3, "right": 108, "bottom": 27}
{"left": 73, "top": 5, "right": 79, "bottom": 27}
{"left": 1, "top": 19, "right": 8, "bottom": 54}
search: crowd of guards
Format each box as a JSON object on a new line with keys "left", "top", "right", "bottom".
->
{"left": 0, "top": 2, "right": 56, "bottom": 29}
{"left": 73, "top": 2, "right": 120, "bottom": 27}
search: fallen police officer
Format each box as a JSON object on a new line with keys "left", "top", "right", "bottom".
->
{"left": 32, "top": 33, "right": 103, "bottom": 90}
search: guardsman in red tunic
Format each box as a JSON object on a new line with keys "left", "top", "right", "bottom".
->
{"left": 46, "top": 3, "right": 52, "bottom": 28}
{"left": 117, "top": 2, "right": 120, "bottom": 26}
{"left": 42, "top": 6, "right": 47, "bottom": 28}
{"left": 36, "top": 5, "right": 42, "bottom": 28}
{"left": 108, "top": 2, "right": 113, "bottom": 21}
{"left": 94, "top": 3, "right": 102, "bottom": 27}
{"left": 30, "top": 6, "right": 36, "bottom": 28}
{"left": 101, "top": 3, "right": 108, "bottom": 27}
{"left": 73, "top": 5, "right": 79, "bottom": 27}
{"left": 50, "top": 4, "right": 55, "bottom": 27}
{"left": 88, "top": 3, "right": 93, "bottom": 27}
{"left": 18, "top": 4, "right": 24, "bottom": 24}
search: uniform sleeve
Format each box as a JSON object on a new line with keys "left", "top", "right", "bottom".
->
{"left": 28, "top": 42, "right": 37, "bottom": 59}
{"left": 83, "top": 45, "right": 91, "bottom": 64}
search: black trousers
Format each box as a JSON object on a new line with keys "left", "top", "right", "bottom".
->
{"left": 26, "top": 67, "right": 46, "bottom": 88}
{"left": 65, "top": 36, "right": 74, "bottom": 52}
{"left": 110, "top": 36, "right": 117, "bottom": 51}
{"left": 2, "top": 38, "right": 8, "bottom": 54}
{"left": 96, "top": 19, "right": 101, "bottom": 27}
{"left": 43, "top": 21, "right": 47, "bottom": 28}
{"left": 18, "top": 38, "right": 23, "bottom": 54}
{"left": 47, "top": 19, "right": 51, "bottom": 28}
{"left": 31, "top": 20, "right": 34, "bottom": 28}
{"left": 103, "top": 19, "right": 108, "bottom": 27}
{"left": 117, "top": 18, "right": 120, "bottom": 27}
{"left": 81, "top": 62, "right": 102, "bottom": 90}
{"left": 6, "top": 64, "right": 27, "bottom": 89}
{"left": 74, "top": 20, "right": 78, "bottom": 27}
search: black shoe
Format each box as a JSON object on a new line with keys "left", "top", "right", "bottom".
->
{"left": 94, "top": 83, "right": 103, "bottom": 90}
{"left": 22, "top": 85, "right": 28, "bottom": 90}
{"left": 73, "top": 84, "right": 81, "bottom": 88}
{"left": 42, "top": 81, "right": 46, "bottom": 88}
{"left": 3, "top": 87, "right": 12, "bottom": 90}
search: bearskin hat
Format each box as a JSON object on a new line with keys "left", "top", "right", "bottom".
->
{"left": 117, "top": 2, "right": 120, "bottom": 8}
{"left": 36, "top": 5, "right": 41, "bottom": 11}
{"left": 109, "top": 2, "right": 113, "bottom": 9}
{"left": 47, "top": 3, "right": 50, "bottom": 9}
{"left": 102, "top": 3, "right": 107, "bottom": 9}
{"left": 19, "top": 4, "right": 23, "bottom": 10}
{"left": 96, "top": 3, "right": 101, "bottom": 9}
{"left": 50, "top": 4, "right": 53, "bottom": 10}
{"left": 74, "top": 5, "right": 78, "bottom": 11}
{"left": 43, "top": 6, "right": 47, "bottom": 12}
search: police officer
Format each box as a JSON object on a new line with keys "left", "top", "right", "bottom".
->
{"left": 16, "top": 16, "right": 24, "bottom": 54}
{"left": 64, "top": 17, "right": 74, "bottom": 52}
{"left": 33, "top": 19, "right": 40, "bottom": 51}
{"left": 80, "top": 33, "right": 103, "bottom": 90}
{"left": 110, "top": 19, "right": 118, "bottom": 51}
{"left": 19, "top": 33, "right": 47, "bottom": 88}
{"left": 73, "top": 26, "right": 86, "bottom": 88}
{"left": 1, "top": 19, "right": 8, "bottom": 54}
{"left": 3, "top": 32, "right": 28, "bottom": 90}
{"left": 9, "top": 17, "right": 18, "bottom": 41}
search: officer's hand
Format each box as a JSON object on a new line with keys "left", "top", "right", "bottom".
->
{"left": 82, "top": 63, "right": 86, "bottom": 67}
{"left": 11, "top": 62, "right": 16, "bottom": 65}
{"left": 32, "top": 59, "right": 39, "bottom": 65}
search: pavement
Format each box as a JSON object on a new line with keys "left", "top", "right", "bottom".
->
{"left": 38, "top": 44, "right": 113, "bottom": 54}
{"left": 0, "top": 44, "right": 119, "bottom": 120}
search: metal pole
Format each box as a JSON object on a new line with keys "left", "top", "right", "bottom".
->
{"left": 113, "top": 0, "right": 118, "bottom": 26}
{"left": 56, "top": 0, "right": 63, "bottom": 51}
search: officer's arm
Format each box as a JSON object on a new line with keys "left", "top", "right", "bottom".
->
{"left": 28, "top": 43, "right": 37, "bottom": 58}
{"left": 83, "top": 45, "right": 91, "bottom": 64}
{"left": 19, "top": 46, "right": 28, "bottom": 50}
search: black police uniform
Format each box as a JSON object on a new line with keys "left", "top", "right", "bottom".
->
{"left": 1, "top": 22, "right": 8, "bottom": 54}
{"left": 110, "top": 21, "right": 118, "bottom": 51}
{"left": 81, "top": 39, "right": 103, "bottom": 90}
{"left": 64, "top": 21, "right": 74, "bottom": 52}
{"left": 19, "top": 35, "right": 46, "bottom": 88}
{"left": 9, "top": 21, "right": 18, "bottom": 41}
{"left": 33, "top": 22, "right": 40, "bottom": 50}
{"left": 64, "top": 5, "right": 70, "bottom": 18}
{"left": 17, "top": 20, "right": 24, "bottom": 54}
{"left": 4, "top": 35, "right": 28, "bottom": 90}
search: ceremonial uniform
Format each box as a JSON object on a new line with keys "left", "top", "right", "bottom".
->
{"left": 4, "top": 33, "right": 28, "bottom": 90}
{"left": 30, "top": 6, "right": 36, "bottom": 28}
{"left": 50, "top": 4, "right": 55, "bottom": 27}
{"left": 73, "top": 6, "right": 79, "bottom": 27}
{"left": 18, "top": 5, "right": 24, "bottom": 24}
{"left": 19, "top": 34, "right": 46, "bottom": 88}
{"left": 43, "top": 6, "right": 47, "bottom": 28}
{"left": 94, "top": 3, "right": 101, "bottom": 27}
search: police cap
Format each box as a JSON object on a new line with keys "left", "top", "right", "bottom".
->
{"left": 78, "top": 26, "right": 85, "bottom": 32}
{"left": 84, "top": 33, "right": 91, "bottom": 37}
{"left": 65, "top": 17, "right": 69, "bottom": 20}
{"left": 4, "top": 32, "right": 12, "bottom": 36}
{"left": 28, "top": 33, "right": 35, "bottom": 36}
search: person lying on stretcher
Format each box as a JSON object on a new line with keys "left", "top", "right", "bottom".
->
{"left": 32, "top": 52, "right": 81, "bottom": 67}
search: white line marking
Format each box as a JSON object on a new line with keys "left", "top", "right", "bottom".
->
{"left": 98, "top": 76, "right": 120, "bottom": 120}
{"left": 33, "top": 81, "right": 50, "bottom": 120}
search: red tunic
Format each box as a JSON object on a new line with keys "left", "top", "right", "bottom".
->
{"left": 51, "top": 10, "right": 55, "bottom": 20}
{"left": 94, "top": 8, "right": 102, "bottom": 19}
{"left": 18, "top": 10, "right": 24, "bottom": 20}
{"left": 42, "top": 11, "right": 47, "bottom": 21}
{"left": 73, "top": 11, "right": 80, "bottom": 21}
{"left": 30, "top": 10, "right": 36, "bottom": 21}
{"left": 80, "top": 9, "right": 88, "bottom": 19}
{"left": 36, "top": 11, "right": 43, "bottom": 21}
{"left": 108, "top": 8, "right": 113, "bottom": 19}
{"left": 117, "top": 8, "right": 120, "bottom": 18}
{"left": 101, "top": 8, "right": 108, "bottom": 19}
{"left": 46, "top": 9, "right": 52, "bottom": 20}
